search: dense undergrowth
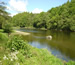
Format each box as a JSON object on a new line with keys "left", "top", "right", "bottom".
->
{"left": 0, "top": 33, "right": 75, "bottom": 65}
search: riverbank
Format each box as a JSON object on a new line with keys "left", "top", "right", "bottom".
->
{"left": 0, "top": 33, "right": 75, "bottom": 65}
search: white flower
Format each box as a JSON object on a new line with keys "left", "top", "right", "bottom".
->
{"left": 12, "top": 48, "right": 15, "bottom": 50}
{"left": 16, "top": 62, "right": 19, "bottom": 65}
{"left": 8, "top": 51, "right": 19, "bottom": 61}
{"left": 3, "top": 55, "right": 8, "bottom": 60}
{"left": 11, "top": 58, "right": 13, "bottom": 61}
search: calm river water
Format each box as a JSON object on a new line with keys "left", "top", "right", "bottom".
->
{"left": 17, "top": 28, "right": 75, "bottom": 61}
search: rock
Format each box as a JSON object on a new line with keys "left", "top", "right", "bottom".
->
{"left": 46, "top": 35, "right": 52, "bottom": 40}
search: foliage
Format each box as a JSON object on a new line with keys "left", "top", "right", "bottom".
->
{"left": 7, "top": 35, "right": 30, "bottom": 54}
{"left": 0, "top": 15, "right": 6, "bottom": 29}
{"left": 11, "top": 12, "right": 35, "bottom": 27}
{"left": 66, "top": 61, "right": 75, "bottom": 65}
{"left": 2, "top": 21, "right": 13, "bottom": 33}
{"left": 0, "top": 29, "right": 4, "bottom": 32}
{"left": 11, "top": 0, "right": 75, "bottom": 31}
{"left": 0, "top": 33, "right": 8, "bottom": 41}
{"left": 0, "top": 1, "right": 11, "bottom": 29}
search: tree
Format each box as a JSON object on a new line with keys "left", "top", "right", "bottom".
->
{"left": 11, "top": 0, "right": 75, "bottom": 31}
{"left": 0, "top": 15, "right": 5, "bottom": 28}
{"left": 0, "top": 1, "right": 10, "bottom": 29}
{"left": 2, "top": 21, "right": 13, "bottom": 33}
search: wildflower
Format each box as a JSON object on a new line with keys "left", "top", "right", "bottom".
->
{"left": 3, "top": 55, "right": 8, "bottom": 60}
{"left": 16, "top": 62, "right": 19, "bottom": 65}
{"left": 12, "top": 48, "right": 15, "bottom": 51}
{"left": 11, "top": 58, "right": 13, "bottom": 61}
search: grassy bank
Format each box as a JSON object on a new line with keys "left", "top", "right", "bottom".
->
{"left": 0, "top": 33, "right": 75, "bottom": 65}
{"left": 0, "top": 29, "right": 4, "bottom": 33}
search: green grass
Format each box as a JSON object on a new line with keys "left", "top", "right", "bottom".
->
{"left": 21, "top": 47, "right": 64, "bottom": 65}
{"left": 0, "top": 33, "right": 8, "bottom": 41}
{"left": 0, "top": 29, "right": 4, "bottom": 32}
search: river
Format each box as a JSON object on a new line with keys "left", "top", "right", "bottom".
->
{"left": 17, "top": 28, "right": 75, "bottom": 61}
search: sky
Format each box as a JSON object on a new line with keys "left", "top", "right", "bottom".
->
{"left": 1, "top": 0, "right": 69, "bottom": 16}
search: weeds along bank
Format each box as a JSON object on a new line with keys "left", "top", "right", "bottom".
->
{"left": 0, "top": 33, "right": 75, "bottom": 65}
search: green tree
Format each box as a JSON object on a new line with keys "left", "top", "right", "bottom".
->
{"left": 11, "top": 0, "right": 75, "bottom": 31}
{"left": 2, "top": 21, "right": 13, "bottom": 33}
{"left": 0, "top": 1, "right": 10, "bottom": 29}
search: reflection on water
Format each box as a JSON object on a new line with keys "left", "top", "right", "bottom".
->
{"left": 17, "top": 28, "right": 75, "bottom": 61}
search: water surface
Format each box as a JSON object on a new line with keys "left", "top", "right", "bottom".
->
{"left": 17, "top": 28, "right": 75, "bottom": 61}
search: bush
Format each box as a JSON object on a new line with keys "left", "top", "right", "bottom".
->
{"left": 7, "top": 35, "right": 30, "bottom": 54}
{"left": 2, "top": 21, "right": 13, "bottom": 33}
{"left": 66, "top": 61, "right": 75, "bottom": 65}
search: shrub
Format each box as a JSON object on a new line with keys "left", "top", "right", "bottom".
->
{"left": 2, "top": 21, "right": 13, "bottom": 33}
{"left": 7, "top": 35, "right": 30, "bottom": 54}
{"left": 66, "top": 61, "right": 75, "bottom": 65}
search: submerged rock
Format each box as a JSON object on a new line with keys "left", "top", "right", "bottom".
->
{"left": 46, "top": 35, "right": 52, "bottom": 40}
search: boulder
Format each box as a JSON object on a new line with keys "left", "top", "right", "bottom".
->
{"left": 46, "top": 35, "right": 52, "bottom": 40}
